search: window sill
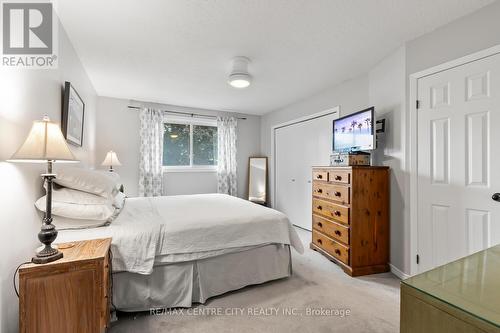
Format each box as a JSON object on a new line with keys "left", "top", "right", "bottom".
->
{"left": 163, "top": 167, "right": 217, "bottom": 173}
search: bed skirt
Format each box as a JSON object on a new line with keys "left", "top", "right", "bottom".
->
{"left": 112, "top": 244, "right": 292, "bottom": 311}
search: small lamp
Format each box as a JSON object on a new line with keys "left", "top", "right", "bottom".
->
{"left": 8, "top": 116, "right": 79, "bottom": 264}
{"left": 101, "top": 151, "right": 121, "bottom": 172}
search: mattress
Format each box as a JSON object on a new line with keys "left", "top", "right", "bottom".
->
{"left": 57, "top": 193, "right": 303, "bottom": 274}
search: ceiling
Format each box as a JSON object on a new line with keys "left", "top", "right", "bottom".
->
{"left": 56, "top": 0, "right": 494, "bottom": 115}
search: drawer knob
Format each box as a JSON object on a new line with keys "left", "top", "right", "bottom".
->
{"left": 333, "top": 210, "right": 341, "bottom": 216}
{"left": 317, "top": 222, "right": 323, "bottom": 228}
{"left": 317, "top": 189, "right": 323, "bottom": 193}
{"left": 334, "top": 191, "right": 341, "bottom": 197}
{"left": 334, "top": 230, "right": 342, "bottom": 236}
{"left": 317, "top": 239, "right": 323, "bottom": 245}
{"left": 335, "top": 249, "right": 341, "bottom": 255}
{"left": 335, "top": 175, "right": 342, "bottom": 181}
{"left": 317, "top": 205, "right": 322, "bottom": 210}
{"left": 317, "top": 174, "right": 323, "bottom": 179}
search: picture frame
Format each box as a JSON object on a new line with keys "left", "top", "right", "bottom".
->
{"left": 62, "top": 81, "right": 85, "bottom": 146}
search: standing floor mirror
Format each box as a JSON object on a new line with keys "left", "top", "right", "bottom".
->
{"left": 248, "top": 157, "right": 268, "bottom": 206}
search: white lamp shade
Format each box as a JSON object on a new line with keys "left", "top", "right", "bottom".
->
{"left": 101, "top": 151, "right": 122, "bottom": 167}
{"left": 8, "top": 116, "right": 78, "bottom": 163}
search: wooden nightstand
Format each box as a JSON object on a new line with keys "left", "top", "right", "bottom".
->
{"left": 19, "top": 238, "right": 112, "bottom": 333}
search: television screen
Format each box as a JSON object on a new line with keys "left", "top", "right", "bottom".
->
{"left": 333, "top": 107, "right": 374, "bottom": 152}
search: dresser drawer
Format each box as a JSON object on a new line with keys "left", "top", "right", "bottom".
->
{"left": 312, "top": 215, "right": 349, "bottom": 245}
{"left": 328, "top": 170, "right": 350, "bottom": 184}
{"left": 312, "top": 198, "right": 349, "bottom": 224}
{"left": 312, "top": 230, "right": 349, "bottom": 265}
{"left": 312, "top": 170, "right": 328, "bottom": 182}
{"left": 312, "top": 182, "right": 350, "bottom": 204}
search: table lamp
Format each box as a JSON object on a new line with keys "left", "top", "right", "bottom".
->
{"left": 8, "top": 116, "right": 79, "bottom": 264}
{"left": 101, "top": 150, "right": 121, "bottom": 172}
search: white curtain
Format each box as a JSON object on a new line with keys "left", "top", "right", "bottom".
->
{"left": 217, "top": 116, "right": 238, "bottom": 196}
{"left": 139, "top": 108, "right": 164, "bottom": 197}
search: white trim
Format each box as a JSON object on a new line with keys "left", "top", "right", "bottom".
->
{"left": 270, "top": 106, "right": 340, "bottom": 207}
{"left": 163, "top": 167, "right": 217, "bottom": 173}
{"left": 408, "top": 44, "right": 500, "bottom": 276}
{"left": 272, "top": 106, "right": 341, "bottom": 130}
{"left": 410, "top": 44, "right": 500, "bottom": 79}
{"left": 389, "top": 263, "right": 410, "bottom": 280}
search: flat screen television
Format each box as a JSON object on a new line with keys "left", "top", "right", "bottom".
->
{"left": 332, "top": 107, "right": 375, "bottom": 153}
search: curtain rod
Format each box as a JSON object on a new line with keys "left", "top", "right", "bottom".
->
{"left": 127, "top": 105, "right": 247, "bottom": 120}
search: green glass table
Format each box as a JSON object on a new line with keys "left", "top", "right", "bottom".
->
{"left": 401, "top": 245, "right": 500, "bottom": 332}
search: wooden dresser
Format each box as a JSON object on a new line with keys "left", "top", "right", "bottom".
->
{"left": 19, "top": 238, "right": 112, "bottom": 333}
{"left": 310, "top": 166, "right": 390, "bottom": 276}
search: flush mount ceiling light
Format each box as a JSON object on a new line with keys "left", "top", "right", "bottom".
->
{"left": 228, "top": 56, "right": 252, "bottom": 89}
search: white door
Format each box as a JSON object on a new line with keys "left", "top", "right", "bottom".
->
{"left": 275, "top": 112, "right": 337, "bottom": 230}
{"left": 417, "top": 52, "right": 500, "bottom": 273}
{"left": 275, "top": 124, "right": 301, "bottom": 228}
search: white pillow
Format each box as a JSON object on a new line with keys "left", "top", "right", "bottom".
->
{"left": 50, "top": 186, "right": 111, "bottom": 205}
{"left": 54, "top": 168, "right": 119, "bottom": 198}
{"left": 51, "top": 216, "right": 110, "bottom": 230}
{"left": 35, "top": 196, "right": 115, "bottom": 221}
{"left": 113, "top": 191, "right": 126, "bottom": 209}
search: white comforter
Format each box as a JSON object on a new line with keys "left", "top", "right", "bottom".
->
{"left": 57, "top": 194, "right": 303, "bottom": 274}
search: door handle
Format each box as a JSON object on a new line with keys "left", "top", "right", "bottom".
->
{"left": 493, "top": 193, "right": 500, "bottom": 202}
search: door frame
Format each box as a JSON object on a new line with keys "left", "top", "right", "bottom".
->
{"left": 270, "top": 106, "right": 340, "bottom": 208}
{"left": 409, "top": 44, "right": 500, "bottom": 275}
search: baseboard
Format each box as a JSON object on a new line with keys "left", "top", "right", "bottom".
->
{"left": 389, "top": 263, "right": 410, "bottom": 280}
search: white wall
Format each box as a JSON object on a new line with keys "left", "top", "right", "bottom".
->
{"left": 261, "top": 74, "right": 370, "bottom": 207}
{"left": 95, "top": 97, "right": 140, "bottom": 195}
{"left": 406, "top": 0, "right": 500, "bottom": 75}
{"left": 0, "top": 26, "right": 97, "bottom": 332}
{"left": 368, "top": 46, "right": 408, "bottom": 275}
{"left": 95, "top": 96, "right": 261, "bottom": 199}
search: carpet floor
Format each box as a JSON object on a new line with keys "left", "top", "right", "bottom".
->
{"left": 109, "top": 227, "right": 401, "bottom": 333}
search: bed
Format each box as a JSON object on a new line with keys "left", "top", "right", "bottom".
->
{"left": 56, "top": 193, "right": 303, "bottom": 311}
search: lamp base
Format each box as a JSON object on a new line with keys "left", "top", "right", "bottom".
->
{"left": 32, "top": 246, "right": 63, "bottom": 264}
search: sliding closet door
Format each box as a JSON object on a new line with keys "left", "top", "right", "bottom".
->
{"left": 275, "top": 112, "right": 338, "bottom": 230}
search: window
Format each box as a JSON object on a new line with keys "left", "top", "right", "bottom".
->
{"left": 163, "top": 118, "right": 218, "bottom": 170}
